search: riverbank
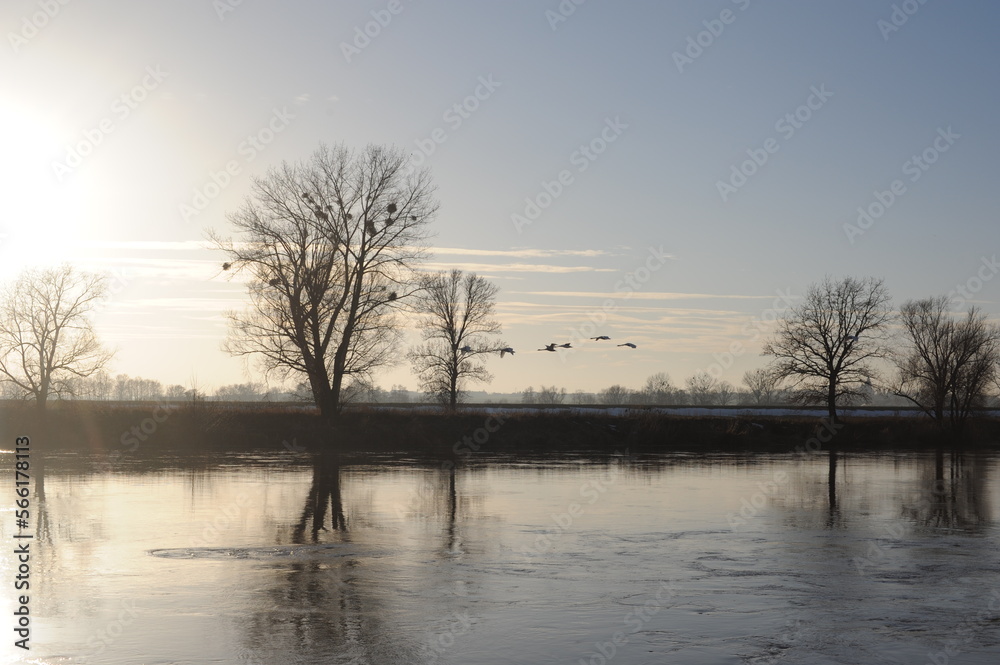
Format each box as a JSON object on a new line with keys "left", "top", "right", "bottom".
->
{"left": 2, "top": 401, "right": 998, "bottom": 456}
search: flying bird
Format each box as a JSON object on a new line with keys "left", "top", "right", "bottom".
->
{"left": 617, "top": 342, "right": 636, "bottom": 348}
{"left": 590, "top": 335, "right": 611, "bottom": 341}
{"left": 557, "top": 343, "right": 572, "bottom": 348}
{"left": 538, "top": 343, "right": 557, "bottom": 352}
{"left": 222, "top": 262, "right": 231, "bottom": 271}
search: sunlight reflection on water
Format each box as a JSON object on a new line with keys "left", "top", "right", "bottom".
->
{"left": 2, "top": 450, "right": 999, "bottom": 664}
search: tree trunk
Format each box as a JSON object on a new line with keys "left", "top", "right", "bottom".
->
{"left": 308, "top": 361, "right": 337, "bottom": 423}
{"left": 328, "top": 368, "right": 344, "bottom": 416}
{"left": 449, "top": 369, "right": 458, "bottom": 409}
{"left": 35, "top": 373, "right": 50, "bottom": 415}
{"left": 827, "top": 379, "right": 838, "bottom": 424}
{"left": 329, "top": 337, "right": 354, "bottom": 417}
{"left": 318, "top": 388, "right": 337, "bottom": 422}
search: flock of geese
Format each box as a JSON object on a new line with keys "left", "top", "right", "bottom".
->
{"left": 537, "top": 338, "right": 636, "bottom": 352}
{"left": 220, "top": 261, "right": 638, "bottom": 359}
{"left": 459, "top": 337, "right": 637, "bottom": 358}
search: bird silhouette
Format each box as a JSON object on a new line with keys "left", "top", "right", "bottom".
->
{"left": 557, "top": 343, "right": 572, "bottom": 348}
{"left": 617, "top": 342, "right": 636, "bottom": 348}
{"left": 590, "top": 335, "right": 610, "bottom": 341}
{"left": 538, "top": 343, "right": 557, "bottom": 352}
{"left": 222, "top": 262, "right": 231, "bottom": 271}
{"left": 500, "top": 347, "right": 515, "bottom": 358}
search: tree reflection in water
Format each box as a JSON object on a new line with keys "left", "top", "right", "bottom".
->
{"left": 907, "top": 448, "right": 992, "bottom": 531}
{"left": 292, "top": 452, "right": 347, "bottom": 543}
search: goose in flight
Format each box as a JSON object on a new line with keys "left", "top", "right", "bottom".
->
{"left": 617, "top": 342, "right": 636, "bottom": 348}
{"left": 500, "top": 347, "right": 515, "bottom": 358}
{"left": 590, "top": 335, "right": 611, "bottom": 341}
{"left": 558, "top": 343, "right": 572, "bottom": 348}
{"left": 538, "top": 343, "right": 557, "bottom": 352}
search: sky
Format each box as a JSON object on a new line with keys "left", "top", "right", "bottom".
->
{"left": 1, "top": 0, "right": 998, "bottom": 395}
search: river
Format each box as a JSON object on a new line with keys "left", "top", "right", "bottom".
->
{"left": 2, "top": 448, "right": 999, "bottom": 664}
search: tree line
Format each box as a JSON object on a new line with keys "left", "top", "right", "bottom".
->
{"left": 0, "top": 144, "right": 997, "bottom": 435}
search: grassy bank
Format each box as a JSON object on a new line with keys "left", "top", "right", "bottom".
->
{"left": 2, "top": 401, "right": 998, "bottom": 457}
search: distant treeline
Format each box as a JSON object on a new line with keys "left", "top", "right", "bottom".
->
{"left": 3, "top": 401, "right": 998, "bottom": 458}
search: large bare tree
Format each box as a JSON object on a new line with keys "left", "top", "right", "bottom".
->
{"left": 0, "top": 265, "right": 113, "bottom": 411}
{"left": 894, "top": 296, "right": 999, "bottom": 433}
{"left": 762, "top": 276, "right": 892, "bottom": 423}
{"left": 408, "top": 269, "right": 505, "bottom": 407}
{"left": 212, "top": 143, "right": 437, "bottom": 418}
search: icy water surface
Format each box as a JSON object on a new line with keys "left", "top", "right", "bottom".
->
{"left": 2, "top": 449, "right": 999, "bottom": 664}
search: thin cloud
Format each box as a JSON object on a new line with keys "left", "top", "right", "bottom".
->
{"left": 77, "top": 240, "right": 214, "bottom": 251}
{"left": 511, "top": 291, "right": 774, "bottom": 300}
{"left": 422, "top": 262, "right": 615, "bottom": 274}
{"left": 429, "top": 247, "right": 613, "bottom": 259}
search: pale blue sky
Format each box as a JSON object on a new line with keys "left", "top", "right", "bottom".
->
{"left": 1, "top": 0, "right": 997, "bottom": 394}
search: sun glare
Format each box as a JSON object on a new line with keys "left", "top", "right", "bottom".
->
{"left": 0, "top": 103, "right": 83, "bottom": 280}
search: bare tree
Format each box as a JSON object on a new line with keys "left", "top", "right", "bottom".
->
{"left": 341, "top": 377, "right": 383, "bottom": 404}
{"left": 408, "top": 269, "right": 505, "bottom": 407}
{"left": 89, "top": 370, "right": 114, "bottom": 400}
{"left": 642, "top": 371, "right": 675, "bottom": 405}
{"left": 537, "top": 385, "right": 566, "bottom": 404}
{"left": 111, "top": 374, "right": 164, "bottom": 401}
{"left": 0, "top": 265, "right": 113, "bottom": 411}
{"left": 894, "top": 297, "right": 1000, "bottom": 433}
{"left": 763, "top": 276, "right": 892, "bottom": 423}
{"left": 598, "top": 384, "right": 634, "bottom": 405}
{"left": 716, "top": 380, "right": 736, "bottom": 405}
{"left": 213, "top": 143, "right": 437, "bottom": 419}
{"left": 165, "top": 384, "right": 187, "bottom": 401}
{"left": 742, "top": 367, "right": 780, "bottom": 405}
{"left": 521, "top": 386, "right": 536, "bottom": 404}
{"left": 685, "top": 371, "right": 718, "bottom": 405}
